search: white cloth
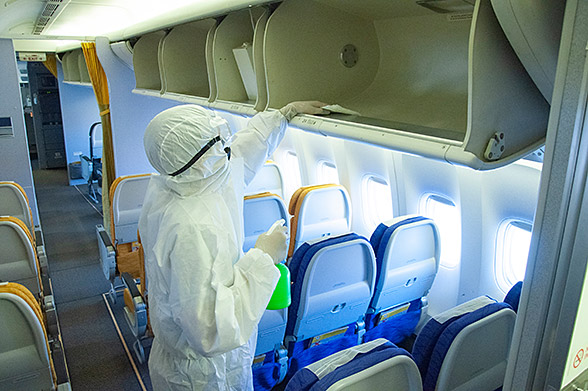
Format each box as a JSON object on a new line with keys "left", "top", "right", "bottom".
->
{"left": 139, "top": 105, "right": 287, "bottom": 390}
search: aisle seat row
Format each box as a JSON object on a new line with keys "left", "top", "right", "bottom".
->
{"left": 284, "top": 282, "right": 521, "bottom": 391}
{"left": 96, "top": 173, "right": 152, "bottom": 303}
{"left": 0, "top": 181, "right": 48, "bottom": 275}
{"left": 245, "top": 184, "right": 442, "bottom": 389}
{"left": 0, "top": 182, "right": 55, "bottom": 331}
{"left": 0, "top": 180, "right": 71, "bottom": 390}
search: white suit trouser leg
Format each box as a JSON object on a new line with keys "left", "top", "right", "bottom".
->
{"left": 149, "top": 332, "right": 257, "bottom": 391}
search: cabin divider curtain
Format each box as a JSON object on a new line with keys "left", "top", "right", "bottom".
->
{"left": 81, "top": 41, "right": 115, "bottom": 230}
{"left": 42, "top": 53, "right": 58, "bottom": 79}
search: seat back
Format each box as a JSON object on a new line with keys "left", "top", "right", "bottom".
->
{"left": 245, "top": 161, "right": 284, "bottom": 199}
{"left": 369, "top": 215, "right": 441, "bottom": 314}
{"left": 286, "top": 338, "right": 422, "bottom": 391}
{"left": 0, "top": 182, "right": 34, "bottom": 239}
{"left": 288, "top": 184, "right": 351, "bottom": 258}
{"left": 90, "top": 122, "right": 103, "bottom": 159}
{"left": 243, "top": 192, "right": 289, "bottom": 253}
{"left": 412, "top": 296, "right": 516, "bottom": 391}
{"left": 0, "top": 282, "right": 55, "bottom": 391}
{"left": 0, "top": 217, "right": 41, "bottom": 296}
{"left": 242, "top": 192, "right": 289, "bottom": 357}
{"left": 287, "top": 233, "right": 376, "bottom": 341}
{"left": 504, "top": 281, "right": 523, "bottom": 313}
{"left": 109, "top": 174, "right": 151, "bottom": 244}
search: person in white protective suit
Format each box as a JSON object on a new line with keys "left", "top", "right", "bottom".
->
{"left": 139, "top": 101, "right": 328, "bottom": 391}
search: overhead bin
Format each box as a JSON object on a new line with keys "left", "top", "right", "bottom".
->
{"left": 110, "top": 41, "right": 134, "bottom": 70}
{"left": 158, "top": 19, "right": 216, "bottom": 104}
{"left": 65, "top": 50, "right": 80, "bottom": 83}
{"left": 209, "top": 7, "right": 266, "bottom": 115}
{"left": 132, "top": 31, "right": 167, "bottom": 97}
{"left": 78, "top": 50, "right": 91, "bottom": 84}
{"left": 59, "top": 51, "right": 73, "bottom": 81}
{"left": 262, "top": 0, "right": 550, "bottom": 169}
{"left": 60, "top": 48, "right": 91, "bottom": 86}
{"left": 490, "top": 0, "right": 565, "bottom": 104}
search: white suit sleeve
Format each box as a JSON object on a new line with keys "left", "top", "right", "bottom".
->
{"left": 165, "top": 223, "right": 280, "bottom": 357}
{"left": 229, "top": 110, "right": 287, "bottom": 186}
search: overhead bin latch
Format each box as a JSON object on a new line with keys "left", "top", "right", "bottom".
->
{"left": 484, "top": 132, "right": 505, "bottom": 161}
{"left": 340, "top": 44, "right": 359, "bottom": 68}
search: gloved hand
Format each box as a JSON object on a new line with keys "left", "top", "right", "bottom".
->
{"left": 255, "top": 219, "right": 289, "bottom": 264}
{"left": 280, "top": 101, "right": 331, "bottom": 121}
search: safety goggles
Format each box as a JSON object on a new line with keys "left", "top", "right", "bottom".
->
{"left": 169, "top": 116, "right": 231, "bottom": 176}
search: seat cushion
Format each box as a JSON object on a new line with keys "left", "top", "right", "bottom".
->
{"left": 286, "top": 338, "right": 411, "bottom": 391}
{"left": 363, "top": 299, "right": 422, "bottom": 344}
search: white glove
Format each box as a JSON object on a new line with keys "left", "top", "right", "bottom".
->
{"left": 255, "top": 219, "right": 289, "bottom": 264}
{"left": 280, "top": 101, "right": 331, "bottom": 121}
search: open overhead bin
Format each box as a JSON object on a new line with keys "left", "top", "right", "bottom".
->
{"left": 59, "top": 51, "right": 72, "bottom": 81}
{"left": 262, "top": 0, "right": 550, "bottom": 169}
{"left": 490, "top": 0, "right": 565, "bottom": 104}
{"left": 159, "top": 19, "right": 217, "bottom": 104}
{"left": 132, "top": 31, "right": 167, "bottom": 97}
{"left": 110, "top": 41, "right": 134, "bottom": 70}
{"left": 77, "top": 50, "right": 91, "bottom": 85}
{"left": 209, "top": 7, "right": 268, "bottom": 115}
{"left": 60, "top": 48, "right": 91, "bottom": 86}
{"left": 62, "top": 50, "right": 80, "bottom": 83}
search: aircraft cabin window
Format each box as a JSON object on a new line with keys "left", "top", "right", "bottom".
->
{"left": 362, "top": 175, "right": 393, "bottom": 231}
{"left": 496, "top": 220, "right": 532, "bottom": 292}
{"left": 420, "top": 194, "right": 461, "bottom": 269}
{"left": 284, "top": 151, "right": 302, "bottom": 198}
{"left": 318, "top": 160, "right": 339, "bottom": 184}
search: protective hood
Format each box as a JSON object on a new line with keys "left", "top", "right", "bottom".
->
{"left": 144, "top": 104, "right": 231, "bottom": 196}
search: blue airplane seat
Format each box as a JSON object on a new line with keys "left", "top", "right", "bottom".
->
{"left": 364, "top": 216, "right": 441, "bottom": 345}
{"left": 285, "top": 338, "right": 422, "bottom": 391}
{"left": 504, "top": 281, "right": 523, "bottom": 313}
{"left": 412, "top": 295, "right": 516, "bottom": 391}
{"left": 243, "top": 192, "right": 289, "bottom": 390}
{"left": 285, "top": 233, "right": 377, "bottom": 380}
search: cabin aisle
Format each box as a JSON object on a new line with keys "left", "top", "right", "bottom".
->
{"left": 33, "top": 168, "right": 141, "bottom": 390}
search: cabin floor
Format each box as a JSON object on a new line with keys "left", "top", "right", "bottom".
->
{"left": 33, "top": 167, "right": 149, "bottom": 390}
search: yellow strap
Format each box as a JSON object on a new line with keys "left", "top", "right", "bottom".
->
{"left": 244, "top": 192, "right": 278, "bottom": 201}
{"left": 100, "top": 109, "right": 110, "bottom": 116}
{"left": 109, "top": 173, "right": 151, "bottom": 241}
{"left": 288, "top": 184, "right": 341, "bottom": 258}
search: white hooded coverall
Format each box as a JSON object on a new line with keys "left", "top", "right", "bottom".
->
{"left": 138, "top": 105, "right": 285, "bottom": 390}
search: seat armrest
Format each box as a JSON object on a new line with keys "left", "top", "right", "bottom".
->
{"left": 97, "top": 225, "right": 114, "bottom": 249}
{"left": 34, "top": 226, "right": 44, "bottom": 247}
{"left": 37, "top": 245, "right": 48, "bottom": 274}
{"left": 96, "top": 224, "right": 116, "bottom": 282}
{"left": 122, "top": 272, "right": 141, "bottom": 298}
{"left": 51, "top": 336, "right": 71, "bottom": 387}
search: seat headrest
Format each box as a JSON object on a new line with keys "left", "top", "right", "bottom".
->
{"left": 287, "top": 184, "right": 351, "bottom": 258}
{"left": 286, "top": 338, "right": 414, "bottom": 391}
{"left": 109, "top": 173, "right": 152, "bottom": 239}
{"left": 0, "top": 216, "right": 34, "bottom": 246}
{"left": 0, "top": 282, "right": 43, "bottom": 330}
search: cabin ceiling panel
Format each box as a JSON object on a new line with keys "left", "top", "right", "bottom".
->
{"left": 0, "top": 0, "right": 44, "bottom": 38}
